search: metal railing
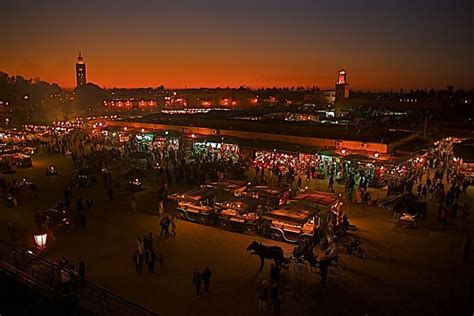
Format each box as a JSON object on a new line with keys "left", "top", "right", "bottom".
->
{"left": 0, "top": 239, "right": 157, "bottom": 316}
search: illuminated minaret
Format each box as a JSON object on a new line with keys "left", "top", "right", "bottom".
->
{"left": 75, "top": 52, "right": 87, "bottom": 87}
{"left": 335, "top": 66, "right": 349, "bottom": 100}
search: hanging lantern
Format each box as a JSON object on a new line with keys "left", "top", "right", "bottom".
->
{"left": 33, "top": 231, "right": 47, "bottom": 250}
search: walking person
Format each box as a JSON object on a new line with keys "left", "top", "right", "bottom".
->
{"left": 137, "top": 237, "right": 145, "bottom": 257}
{"left": 145, "top": 248, "right": 157, "bottom": 273}
{"left": 270, "top": 263, "right": 280, "bottom": 285}
{"left": 133, "top": 250, "right": 143, "bottom": 275}
{"left": 270, "top": 283, "right": 280, "bottom": 314}
{"left": 148, "top": 232, "right": 154, "bottom": 250}
{"left": 192, "top": 269, "right": 202, "bottom": 298}
{"left": 328, "top": 175, "right": 334, "bottom": 192}
{"left": 201, "top": 267, "right": 212, "bottom": 294}
{"left": 258, "top": 280, "right": 269, "bottom": 312}
{"left": 160, "top": 216, "right": 170, "bottom": 239}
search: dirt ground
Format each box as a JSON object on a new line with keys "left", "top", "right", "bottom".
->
{"left": 0, "top": 152, "right": 473, "bottom": 315}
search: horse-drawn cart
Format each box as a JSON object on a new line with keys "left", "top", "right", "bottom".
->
{"left": 260, "top": 204, "right": 320, "bottom": 244}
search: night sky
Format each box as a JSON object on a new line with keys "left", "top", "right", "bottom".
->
{"left": 1, "top": 0, "right": 472, "bottom": 90}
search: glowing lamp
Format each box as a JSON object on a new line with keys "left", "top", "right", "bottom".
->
{"left": 341, "top": 149, "right": 346, "bottom": 155}
{"left": 141, "top": 128, "right": 145, "bottom": 132}
{"left": 33, "top": 232, "right": 47, "bottom": 250}
{"left": 374, "top": 152, "right": 379, "bottom": 158}
{"left": 123, "top": 127, "right": 128, "bottom": 131}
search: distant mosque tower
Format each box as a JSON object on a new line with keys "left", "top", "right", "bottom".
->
{"left": 75, "top": 52, "right": 87, "bottom": 87}
{"left": 335, "top": 66, "right": 349, "bottom": 100}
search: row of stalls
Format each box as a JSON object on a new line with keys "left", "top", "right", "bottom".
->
{"left": 92, "top": 125, "right": 429, "bottom": 188}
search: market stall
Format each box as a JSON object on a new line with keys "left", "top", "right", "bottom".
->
{"left": 192, "top": 136, "right": 240, "bottom": 161}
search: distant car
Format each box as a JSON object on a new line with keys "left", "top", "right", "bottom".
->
{"left": 35, "top": 208, "right": 70, "bottom": 230}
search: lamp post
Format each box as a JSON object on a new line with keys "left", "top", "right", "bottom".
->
{"left": 33, "top": 231, "right": 47, "bottom": 251}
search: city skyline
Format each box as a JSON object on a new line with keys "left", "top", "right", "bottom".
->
{"left": 1, "top": 0, "right": 473, "bottom": 90}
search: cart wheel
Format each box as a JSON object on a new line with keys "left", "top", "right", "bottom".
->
{"left": 244, "top": 224, "right": 257, "bottom": 236}
{"left": 177, "top": 210, "right": 187, "bottom": 221}
{"left": 271, "top": 230, "right": 284, "bottom": 242}
{"left": 218, "top": 218, "right": 231, "bottom": 230}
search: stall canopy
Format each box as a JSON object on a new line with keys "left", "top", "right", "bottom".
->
{"left": 377, "top": 193, "right": 427, "bottom": 216}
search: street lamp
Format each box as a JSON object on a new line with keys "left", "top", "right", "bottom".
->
{"left": 33, "top": 231, "right": 47, "bottom": 250}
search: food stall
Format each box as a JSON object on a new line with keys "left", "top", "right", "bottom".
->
{"left": 192, "top": 136, "right": 240, "bottom": 161}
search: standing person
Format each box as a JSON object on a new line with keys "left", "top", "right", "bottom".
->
{"left": 137, "top": 237, "right": 145, "bottom": 257}
{"left": 192, "top": 269, "right": 202, "bottom": 298}
{"left": 270, "top": 263, "right": 280, "bottom": 285}
{"left": 78, "top": 257, "right": 85, "bottom": 284}
{"left": 133, "top": 250, "right": 143, "bottom": 275}
{"left": 421, "top": 185, "right": 427, "bottom": 200}
{"left": 270, "top": 283, "right": 280, "bottom": 314}
{"left": 319, "top": 259, "right": 328, "bottom": 288}
{"left": 464, "top": 236, "right": 471, "bottom": 262}
{"left": 148, "top": 232, "right": 154, "bottom": 250}
{"left": 201, "top": 267, "right": 212, "bottom": 294}
{"left": 258, "top": 280, "right": 269, "bottom": 312}
{"left": 145, "top": 248, "right": 157, "bottom": 273}
{"left": 328, "top": 175, "right": 334, "bottom": 192}
{"left": 160, "top": 216, "right": 168, "bottom": 238}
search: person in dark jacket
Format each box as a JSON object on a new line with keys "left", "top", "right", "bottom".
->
{"left": 270, "top": 283, "right": 280, "bottom": 314}
{"left": 145, "top": 248, "right": 158, "bottom": 273}
{"left": 192, "top": 269, "right": 202, "bottom": 298}
{"left": 133, "top": 251, "right": 143, "bottom": 275}
{"left": 201, "top": 267, "right": 212, "bottom": 294}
